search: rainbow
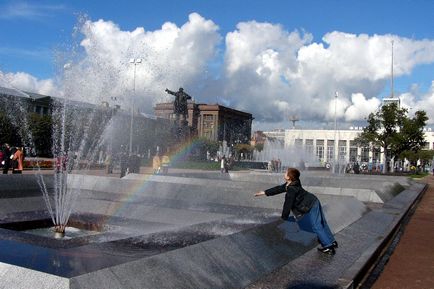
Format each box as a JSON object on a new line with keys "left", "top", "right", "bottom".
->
{"left": 101, "top": 137, "right": 207, "bottom": 223}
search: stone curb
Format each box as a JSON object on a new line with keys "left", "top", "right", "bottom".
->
{"left": 337, "top": 182, "right": 428, "bottom": 289}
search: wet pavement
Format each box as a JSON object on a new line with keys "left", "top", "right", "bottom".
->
{"left": 10, "top": 167, "right": 432, "bottom": 288}
{"left": 371, "top": 175, "right": 434, "bottom": 289}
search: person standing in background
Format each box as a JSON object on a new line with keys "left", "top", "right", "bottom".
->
{"left": 2, "top": 143, "right": 11, "bottom": 174}
{"left": 12, "top": 147, "right": 23, "bottom": 174}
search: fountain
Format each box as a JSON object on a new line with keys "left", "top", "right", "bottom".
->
{"left": 36, "top": 92, "right": 115, "bottom": 238}
{"left": 0, "top": 20, "right": 427, "bottom": 289}
{"left": 1, "top": 63, "right": 116, "bottom": 239}
{"left": 0, "top": 57, "right": 422, "bottom": 289}
{"left": 253, "top": 137, "right": 321, "bottom": 170}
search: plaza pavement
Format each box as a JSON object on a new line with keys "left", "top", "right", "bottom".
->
{"left": 17, "top": 166, "right": 434, "bottom": 288}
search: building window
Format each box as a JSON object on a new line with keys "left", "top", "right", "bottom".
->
{"left": 35, "top": 106, "right": 42, "bottom": 115}
{"left": 203, "top": 114, "right": 214, "bottom": 121}
{"left": 203, "top": 114, "right": 214, "bottom": 129}
{"left": 327, "top": 147, "right": 334, "bottom": 161}
{"left": 316, "top": 146, "right": 324, "bottom": 162}
{"left": 327, "top": 140, "right": 334, "bottom": 162}
{"left": 338, "top": 146, "right": 346, "bottom": 161}
{"left": 349, "top": 140, "right": 357, "bottom": 162}
{"left": 372, "top": 147, "right": 381, "bottom": 163}
{"left": 338, "top": 140, "right": 347, "bottom": 161}
{"left": 305, "top": 139, "right": 314, "bottom": 156}
{"left": 361, "top": 147, "right": 369, "bottom": 162}
{"left": 316, "top": 140, "right": 324, "bottom": 162}
{"left": 295, "top": 139, "right": 303, "bottom": 148}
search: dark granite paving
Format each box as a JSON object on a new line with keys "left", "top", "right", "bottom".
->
{"left": 0, "top": 206, "right": 278, "bottom": 277}
{"left": 245, "top": 182, "right": 426, "bottom": 289}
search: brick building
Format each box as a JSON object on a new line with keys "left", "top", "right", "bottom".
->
{"left": 154, "top": 101, "right": 253, "bottom": 145}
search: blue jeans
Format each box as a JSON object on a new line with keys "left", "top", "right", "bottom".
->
{"left": 297, "top": 199, "right": 335, "bottom": 247}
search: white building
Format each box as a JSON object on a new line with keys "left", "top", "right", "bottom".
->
{"left": 263, "top": 129, "right": 285, "bottom": 140}
{"left": 263, "top": 127, "right": 434, "bottom": 167}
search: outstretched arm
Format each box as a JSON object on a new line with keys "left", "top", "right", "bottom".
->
{"left": 165, "top": 88, "right": 175, "bottom": 95}
{"left": 254, "top": 191, "right": 266, "bottom": 197}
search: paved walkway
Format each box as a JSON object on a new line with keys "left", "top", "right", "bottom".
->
{"left": 372, "top": 175, "right": 434, "bottom": 289}
{"left": 17, "top": 168, "right": 434, "bottom": 288}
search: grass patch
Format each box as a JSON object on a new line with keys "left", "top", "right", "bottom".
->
{"left": 171, "top": 160, "right": 243, "bottom": 171}
{"left": 409, "top": 172, "right": 429, "bottom": 178}
{"left": 171, "top": 161, "right": 220, "bottom": 170}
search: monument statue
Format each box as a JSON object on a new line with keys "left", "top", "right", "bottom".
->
{"left": 165, "top": 87, "right": 192, "bottom": 117}
{"left": 165, "top": 87, "right": 192, "bottom": 143}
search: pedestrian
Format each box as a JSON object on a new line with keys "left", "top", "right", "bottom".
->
{"left": 12, "top": 147, "right": 24, "bottom": 174}
{"left": 0, "top": 146, "right": 4, "bottom": 169}
{"left": 224, "top": 157, "right": 229, "bottom": 173}
{"left": 353, "top": 162, "right": 360, "bottom": 174}
{"left": 119, "top": 148, "right": 128, "bottom": 178}
{"left": 2, "top": 143, "right": 11, "bottom": 174}
{"left": 105, "top": 153, "right": 113, "bottom": 174}
{"left": 152, "top": 154, "right": 161, "bottom": 174}
{"left": 254, "top": 167, "right": 338, "bottom": 255}
{"left": 220, "top": 156, "right": 226, "bottom": 173}
{"left": 161, "top": 154, "right": 170, "bottom": 175}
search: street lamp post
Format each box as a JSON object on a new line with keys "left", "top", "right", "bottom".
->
{"left": 129, "top": 58, "right": 142, "bottom": 155}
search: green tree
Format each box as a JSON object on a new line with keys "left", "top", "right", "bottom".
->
{"left": 234, "top": 143, "right": 254, "bottom": 160}
{"left": 0, "top": 111, "right": 21, "bottom": 146}
{"left": 400, "top": 149, "right": 434, "bottom": 166}
{"left": 390, "top": 110, "right": 428, "bottom": 158}
{"left": 355, "top": 103, "right": 428, "bottom": 173}
{"left": 194, "top": 138, "right": 219, "bottom": 160}
{"left": 255, "top": 143, "right": 264, "bottom": 152}
{"left": 29, "top": 113, "right": 53, "bottom": 157}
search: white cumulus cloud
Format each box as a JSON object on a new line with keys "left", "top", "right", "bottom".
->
{"left": 0, "top": 71, "right": 57, "bottom": 96}
{"left": 223, "top": 25, "right": 434, "bottom": 125}
{"left": 344, "top": 93, "right": 381, "bottom": 121}
{"left": 400, "top": 81, "right": 434, "bottom": 124}
{"left": 2, "top": 14, "right": 434, "bottom": 128}
{"left": 61, "top": 13, "right": 221, "bottom": 110}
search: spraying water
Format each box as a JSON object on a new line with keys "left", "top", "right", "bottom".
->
{"left": 1, "top": 65, "right": 116, "bottom": 238}
{"left": 253, "top": 138, "right": 320, "bottom": 170}
{"left": 38, "top": 95, "right": 114, "bottom": 237}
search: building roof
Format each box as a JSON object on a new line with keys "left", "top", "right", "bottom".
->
{"left": 198, "top": 103, "right": 253, "bottom": 118}
{"left": 0, "top": 86, "right": 33, "bottom": 98}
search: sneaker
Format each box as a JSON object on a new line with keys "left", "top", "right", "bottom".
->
{"left": 332, "top": 241, "right": 338, "bottom": 248}
{"left": 317, "top": 246, "right": 336, "bottom": 255}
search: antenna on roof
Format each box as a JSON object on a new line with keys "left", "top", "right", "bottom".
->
{"left": 391, "top": 40, "right": 394, "bottom": 98}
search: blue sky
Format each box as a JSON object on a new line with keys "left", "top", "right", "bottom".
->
{"left": 1, "top": 0, "right": 434, "bottom": 128}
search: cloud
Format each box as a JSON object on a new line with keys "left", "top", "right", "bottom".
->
{"left": 400, "top": 81, "right": 434, "bottom": 124}
{"left": 0, "top": 71, "right": 57, "bottom": 96}
{"left": 223, "top": 25, "right": 434, "bottom": 125}
{"left": 60, "top": 13, "right": 221, "bottom": 109}
{"left": 0, "top": 1, "right": 66, "bottom": 20}
{"left": 344, "top": 93, "right": 381, "bottom": 121}
{"left": 2, "top": 14, "right": 434, "bottom": 128}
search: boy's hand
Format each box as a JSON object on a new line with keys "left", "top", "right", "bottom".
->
{"left": 254, "top": 191, "right": 265, "bottom": 197}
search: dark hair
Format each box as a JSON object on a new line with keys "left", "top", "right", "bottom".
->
{"left": 286, "top": 168, "right": 300, "bottom": 181}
